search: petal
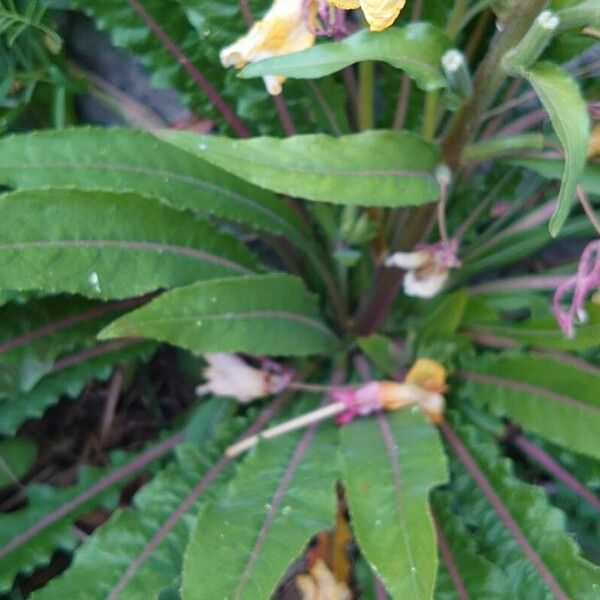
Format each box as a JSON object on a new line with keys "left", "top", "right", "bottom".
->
{"left": 405, "top": 358, "right": 447, "bottom": 393}
{"left": 360, "top": 0, "right": 406, "bottom": 31}
{"left": 385, "top": 250, "right": 431, "bottom": 270}
{"left": 403, "top": 269, "right": 448, "bottom": 298}
{"left": 328, "top": 0, "right": 361, "bottom": 8}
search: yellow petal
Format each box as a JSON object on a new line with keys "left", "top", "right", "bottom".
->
{"left": 360, "top": 0, "right": 406, "bottom": 31}
{"left": 328, "top": 0, "right": 361, "bottom": 8}
{"left": 220, "top": 0, "right": 316, "bottom": 94}
{"left": 405, "top": 358, "right": 447, "bottom": 393}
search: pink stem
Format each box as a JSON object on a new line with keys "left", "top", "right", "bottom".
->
{"left": 439, "top": 419, "right": 570, "bottom": 600}
{"left": 511, "top": 433, "right": 600, "bottom": 513}
{"left": 127, "top": 0, "right": 251, "bottom": 138}
{"left": 432, "top": 509, "right": 469, "bottom": 600}
{"left": 0, "top": 431, "right": 185, "bottom": 559}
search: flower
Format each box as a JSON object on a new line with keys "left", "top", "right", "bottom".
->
{"left": 307, "top": 0, "right": 350, "bottom": 39}
{"left": 331, "top": 358, "right": 447, "bottom": 424}
{"left": 220, "top": 0, "right": 316, "bottom": 95}
{"left": 385, "top": 239, "right": 461, "bottom": 298}
{"left": 327, "top": 0, "right": 406, "bottom": 32}
{"left": 296, "top": 559, "right": 351, "bottom": 600}
{"left": 196, "top": 353, "right": 291, "bottom": 403}
{"left": 553, "top": 240, "right": 600, "bottom": 337}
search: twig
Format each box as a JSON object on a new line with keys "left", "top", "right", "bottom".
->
{"left": 99, "top": 366, "right": 124, "bottom": 445}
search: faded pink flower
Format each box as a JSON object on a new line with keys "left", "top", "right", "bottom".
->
{"left": 553, "top": 240, "right": 600, "bottom": 337}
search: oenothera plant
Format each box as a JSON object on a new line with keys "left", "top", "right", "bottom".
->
{"left": 1, "top": 0, "right": 600, "bottom": 598}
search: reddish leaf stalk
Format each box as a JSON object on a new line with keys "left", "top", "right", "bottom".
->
{"left": 127, "top": 0, "right": 251, "bottom": 138}
{"left": 432, "top": 509, "right": 469, "bottom": 600}
{"left": 0, "top": 431, "right": 185, "bottom": 559}
{"left": 0, "top": 294, "right": 154, "bottom": 356}
{"left": 438, "top": 419, "right": 570, "bottom": 600}
{"left": 106, "top": 391, "right": 293, "bottom": 600}
{"left": 49, "top": 338, "right": 143, "bottom": 373}
{"left": 511, "top": 433, "right": 600, "bottom": 513}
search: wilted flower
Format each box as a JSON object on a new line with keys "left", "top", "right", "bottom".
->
{"left": 220, "top": 0, "right": 316, "bottom": 95}
{"left": 296, "top": 559, "right": 351, "bottom": 600}
{"left": 553, "top": 240, "right": 600, "bottom": 337}
{"left": 328, "top": 0, "right": 406, "bottom": 32}
{"left": 331, "top": 358, "right": 447, "bottom": 424}
{"left": 196, "top": 353, "right": 292, "bottom": 403}
{"left": 305, "top": 0, "right": 349, "bottom": 39}
{"left": 385, "top": 239, "right": 461, "bottom": 298}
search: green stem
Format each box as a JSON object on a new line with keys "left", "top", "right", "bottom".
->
{"left": 422, "top": 90, "right": 440, "bottom": 140}
{"left": 358, "top": 61, "right": 375, "bottom": 130}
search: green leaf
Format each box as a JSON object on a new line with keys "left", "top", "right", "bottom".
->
{"left": 461, "top": 353, "right": 600, "bottom": 460}
{"left": 340, "top": 410, "right": 449, "bottom": 600}
{"left": 159, "top": 130, "right": 441, "bottom": 207}
{"left": 448, "top": 417, "right": 600, "bottom": 599}
{"left": 31, "top": 401, "right": 239, "bottom": 600}
{"left": 523, "top": 63, "right": 590, "bottom": 235}
{"left": 0, "top": 342, "right": 154, "bottom": 436}
{"left": 0, "top": 128, "right": 305, "bottom": 241}
{"left": 0, "top": 296, "right": 129, "bottom": 399}
{"left": 466, "top": 303, "right": 600, "bottom": 351}
{"left": 432, "top": 491, "right": 511, "bottom": 600}
{"left": 419, "top": 290, "right": 469, "bottom": 339}
{"left": 0, "top": 437, "right": 37, "bottom": 488}
{"left": 0, "top": 453, "right": 132, "bottom": 592}
{"left": 357, "top": 334, "right": 402, "bottom": 377}
{"left": 240, "top": 24, "right": 450, "bottom": 92}
{"left": 506, "top": 157, "right": 600, "bottom": 196}
{"left": 99, "top": 274, "right": 338, "bottom": 356}
{"left": 0, "top": 189, "right": 255, "bottom": 299}
{"left": 182, "top": 422, "right": 339, "bottom": 600}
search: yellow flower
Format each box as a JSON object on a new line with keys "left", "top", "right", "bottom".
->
{"left": 220, "top": 0, "right": 316, "bottom": 95}
{"left": 328, "top": 0, "right": 406, "bottom": 31}
{"left": 296, "top": 559, "right": 352, "bottom": 600}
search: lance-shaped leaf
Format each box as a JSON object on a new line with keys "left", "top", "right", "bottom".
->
{"left": 0, "top": 189, "right": 255, "bottom": 299}
{"left": 448, "top": 419, "right": 600, "bottom": 599}
{"left": 0, "top": 128, "right": 305, "bottom": 241}
{"left": 432, "top": 491, "right": 511, "bottom": 600}
{"left": 340, "top": 410, "right": 448, "bottom": 600}
{"left": 523, "top": 63, "right": 590, "bottom": 236}
{"left": 241, "top": 24, "right": 450, "bottom": 92}
{"left": 99, "top": 274, "right": 338, "bottom": 356}
{"left": 460, "top": 353, "right": 600, "bottom": 461}
{"left": 506, "top": 157, "right": 600, "bottom": 195}
{"left": 182, "top": 422, "right": 339, "bottom": 600}
{"left": 159, "top": 130, "right": 440, "bottom": 207}
{"left": 0, "top": 438, "right": 37, "bottom": 488}
{"left": 0, "top": 454, "right": 132, "bottom": 592}
{"left": 0, "top": 296, "right": 142, "bottom": 399}
{"left": 31, "top": 401, "right": 239, "bottom": 600}
{"left": 0, "top": 342, "right": 154, "bottom": 436}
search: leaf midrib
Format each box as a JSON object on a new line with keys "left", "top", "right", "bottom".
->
{"left": 0, "top": 240, "right": 252, "bottom": 274}
{"left": 109, "top": 310, "right": 337, "bottom": 339}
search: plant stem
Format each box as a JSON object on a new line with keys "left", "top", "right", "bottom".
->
{"left": 422, "top": 91, "right": 440, "bottom": 140}
{"left": 354, "top": 1, "right": 547, "bottom": 335}
{"left": 577, "top": 185, "right": 600, "bottom": 235}
{"left": 127, "top": 0, "right": 251, "bottom": 138}
{"left": 358, "top": 61, "right": 375, "bottom": 130}
{"left": 439, "top": 419, "right": 570, "bottom": 600}
{"left": 442, "top": 0, "right": 549, "bottom": 168}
